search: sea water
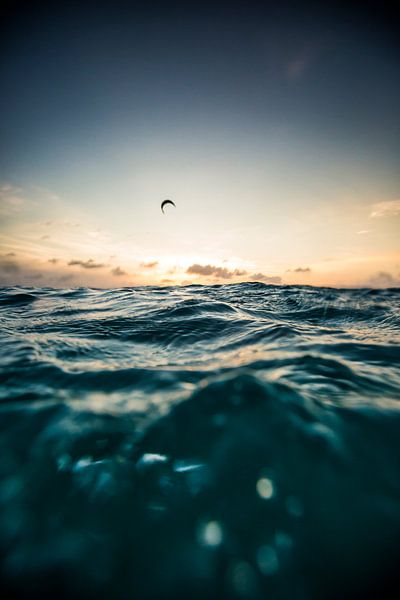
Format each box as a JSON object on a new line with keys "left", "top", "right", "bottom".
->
{"left": 0, "top": 284, "right": 399, "bottom": 599}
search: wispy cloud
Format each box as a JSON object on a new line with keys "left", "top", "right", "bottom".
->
{"left": 140, "top": 261, "right": 158, "bottom": 268}
{"left": 48, "top": 258, "right": 59, "bottom": 264}
{"left": 111, "top": 266, "right": 127, "bottom": 276}
{"left": 0, "top": 184, "right": 17, "bottom": 194}
{"left": 370, "top": 200, "right": 400, "bottom": 218}
{"left": 57, "top": 274, "right": 74, "bottom": 284}
{"left": 293, "top": 267, "right": 311, "bottom": 273}
{"left": 0, "top": 183, "right": 25, "bottom": 215}
{"left": 68, "top": 259, "right": 106, "bottom": 269}
{"left": 26, "top": 272, "right": 43, "bottom": 281}
{"left": 63, "top": 221, "right": 81, "bottom": 228}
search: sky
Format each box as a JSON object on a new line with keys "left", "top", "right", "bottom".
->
{"left": 0, "top": 0, "right": 399, "bottom": 287}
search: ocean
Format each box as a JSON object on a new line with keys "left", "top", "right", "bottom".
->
{"left": 0, "top": 283, "right": 399, "bottom": 599}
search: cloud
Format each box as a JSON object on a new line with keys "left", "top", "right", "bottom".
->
{"left": 249, "top": 273, "right": 282, "bottom": 284}
{"left": 6, "top": 252, "right": 16, "bottom": 257}
{"left": 0, "top": 184, "right": 15, "bottom": 194}
{"left": 40, "top": 234, "right": 50, "bottom": 240}
{"left": 187, "top": 264, "right": 226, "bottom": 278}
{"left": 0, "top": 183, "right": 25, "bottom": 215}
{"left": 357, "top": 230, "right": 371, "bottom": 235}
{"left": 185, "top": 264, "right": 281, "bottom": 283}
{"left": 140, "top": 261, "right": 158, "bottom": 268}
{"left": 111, "top": 266, "right": 127, "bottom": 277}
{"left": 48, "top": 258, "right": 59, "bottom": 264}
{"left": 366, "top": 271, "right": 399, "bottom": 288}
{"left": 286, "top": 267, "right": 311, "bottom": 273}
{"left": 68, "top": 259, "right": 106, "bottom": 269}
{"left": 0, "top": 258, "right": 20, "bottom": 273}
{"left": 57, "top": 274, "right": 74, "bottom": 283}
{"left": 370, "top": 200, "right": 400, "bottom": 218}
{"left": 63, "top": 221, "right": 81, "bottom": 228}
{"left": 186, "top": 264, "right": 246, "bottom": 279}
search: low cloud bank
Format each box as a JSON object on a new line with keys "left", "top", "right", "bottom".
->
{"left": 249, "top": 273, "right": 282, "bottom": 284}
{"left": 111, "top": 266, "right": 127, "bottom": 277}
{"left": 366, "top": 271, "right": 400, "bottom": 288}
{"left": 0, "top": 257, "right": 20, "bottom": 274}
{"left": 68, "top": 259, "right": 106, "bottom": 269}
{"left": 187, "top": 264, "right": 246, "bottom": 279}
{"left": 286, "top": 267, "right": 311, "bottom": 273}
{"left": 186, "top": 264, "right": 281, "bottom": 284}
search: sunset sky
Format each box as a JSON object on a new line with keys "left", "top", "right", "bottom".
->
{"left": 1, "top": 0, "right": 399, "bottom": 288}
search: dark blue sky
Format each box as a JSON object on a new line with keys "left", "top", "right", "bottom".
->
{"left": 1, "top": 0, "right": 399, "bottom": 184}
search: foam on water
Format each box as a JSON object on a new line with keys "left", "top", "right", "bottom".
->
{"left": 0, "top": 283, "right": 399, "bottom": 599}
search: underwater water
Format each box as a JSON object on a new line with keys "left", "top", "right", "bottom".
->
{"left": 0, "top": 283, "right": 399, "bottom": 599}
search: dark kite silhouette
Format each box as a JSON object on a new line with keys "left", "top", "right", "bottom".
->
{"left": 161, "top": 199, "right": 176, "bottom": 213}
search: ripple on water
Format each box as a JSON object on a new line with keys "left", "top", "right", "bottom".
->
{"left": 0, "top": 283, "right": 399, "bottom": 599}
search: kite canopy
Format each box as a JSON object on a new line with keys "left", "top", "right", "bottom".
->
{"left": 161, "top": 199, "right": 176, "bottom": 213}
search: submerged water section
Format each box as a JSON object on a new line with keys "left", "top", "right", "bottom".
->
{"left": 0, "top": 283, "right": 399, "bottom": 599}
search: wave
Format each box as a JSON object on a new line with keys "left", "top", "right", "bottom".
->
{"left": 0, "top": 284, "right": 399, "bottom": 599}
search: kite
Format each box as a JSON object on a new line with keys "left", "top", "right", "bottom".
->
{"left": 161, "top": 199, "right": 176, "bottom": 213}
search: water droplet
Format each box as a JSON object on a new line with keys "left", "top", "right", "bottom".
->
{"left": 136, "top": 453, "right": 168, "bottom": 472}
{"left": 256, "top": 477, "right": 274, "bottom": 500}
{"left": 148, "top": 502, "right": 167, "bottom": 513}
{"left": 275, "top": 531, "right": 293, "bottom": 551}
{"left": 0, "top": 477, "right": 23, "bottom": 503}
{"left": 57, "top": 453, "right": 71, "bottom": 472}
{"left": 197, "top": 520, "right": 223, "bottom": 547}
{"left": 212, "top": 413, "right": 226, "bottom": 427}
{"left": 286, "top": 495, "right": 304, "bottom": 518}
{"left": 256, "top": 545, "right": 279, "bottom": 576}
{"left": 173, "top": 460, "right": 204, "bottom": 473}
{"left": 229, "top": 561, "right": 258, "bottom": 596}
{"left": 73, "top": 456, "right": 92, "bottom": 472}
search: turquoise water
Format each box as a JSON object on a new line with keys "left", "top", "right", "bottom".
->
{"left": 0, "top": 284, "right": 399, "bottom": 599}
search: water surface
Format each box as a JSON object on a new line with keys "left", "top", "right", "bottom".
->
{"left": 0, "top": 284, "right": 399, "bottom": 599}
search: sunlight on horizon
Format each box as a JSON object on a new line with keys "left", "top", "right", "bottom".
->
{"left": 1, "top": 2, "right": 399, "bottom": 289}
{"left": 0, "top": 180, "right": 399, "bottom": 288}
